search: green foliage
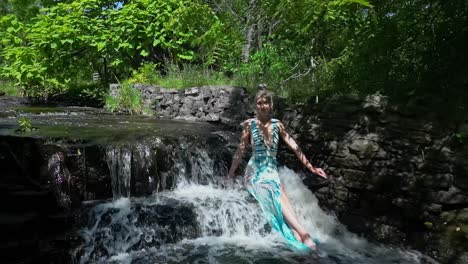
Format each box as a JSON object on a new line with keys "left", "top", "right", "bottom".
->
{"left": 234, "top": 44, "right": 288, "bottom": 87}
{"left": 128, "top": 63, "right": 161, "bottom": 85}
{"left": 454, "top": 133, "right": 465, "bottom": 144}
{"left": 104, "top": 94, "right": 118, "bottom": 112}
{"left": 0, "top": 0, "right": 41, "bottom": 22}
{"left": 453, "top": 123, "right": 468, "bottom": 145}
{"left": 75, "top": 83, "right": 107, "bottom": 102}
{"left": 0, "top": 80, "right": 20, "bottom": 96}
{"left": 326, "top": 0, "right": 468, "bottom": 119}
{"left": 0, "top": 0, "right": 224, "bottom": 98}
{"left": 128, "top": 63, "right": 231, "bottom": 89}
{"left": 16, "top": 116, "right": 34, "bottom": 132}
{"left": 0, "top": 0, "right": 466, "bottom": 121}
{"left": 0, "top": 2, "right": 97, "bottom": 97}
{"left": 119, "top": 84, "right": 143, "bottom": 114}
{"left": 105, "top": 83, "right": 143, "bottom": 115}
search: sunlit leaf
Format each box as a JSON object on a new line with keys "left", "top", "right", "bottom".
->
{"left": 140, "top": 50, "right": 149, "bottom": 57}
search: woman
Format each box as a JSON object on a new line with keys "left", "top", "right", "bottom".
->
{"left": 226, "top": 88, "right": 327, "bottom": 251}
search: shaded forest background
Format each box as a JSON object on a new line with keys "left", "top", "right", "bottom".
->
{"left": 0, "top": 0, "right": 467, "bottom": 120}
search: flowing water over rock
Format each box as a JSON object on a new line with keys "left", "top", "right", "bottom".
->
{"left": 0, "top": 106, "right": 438, "bottom": 264}
{"left": 76, "top": 168, "right": 436, "bottom": 264}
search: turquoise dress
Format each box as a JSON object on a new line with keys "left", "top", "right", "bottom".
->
{"left": 245, "top": 118, "right": 310, "bottom": 251}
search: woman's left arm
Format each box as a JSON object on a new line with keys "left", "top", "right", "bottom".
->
{"left": 278, "top": 121, "right": 327, "bottom": 179}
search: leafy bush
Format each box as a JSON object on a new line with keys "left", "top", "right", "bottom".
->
{"left": 128, "top": 63, "right": 161, "bottom": 85}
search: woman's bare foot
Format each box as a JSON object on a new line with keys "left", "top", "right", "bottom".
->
{"left": 301, "top": 233, "right": 317, "bottom": 250}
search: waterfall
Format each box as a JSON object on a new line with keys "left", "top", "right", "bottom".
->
{"left": 174, "top": 144, "right": 217, "bottom": 187}
{"left": 76, "top": 166, "right": 435, "bottom": 264}
{"left": 169, "top": 185, "right": 269, "bottom": 238}
{"left": 105, "top": 137, "right": 228, "bottom": 200}
{"left": 106, "top": 147, "right": 132, "bottom": 198}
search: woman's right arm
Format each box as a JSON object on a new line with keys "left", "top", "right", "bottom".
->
{"left": 226, "top": 120, "right": 251, "bottom": 179}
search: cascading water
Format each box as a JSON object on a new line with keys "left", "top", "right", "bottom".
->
{"left": 105, "top": 142, "right": 161, "bottom": 198}
{"left": 175, "top": 143, "right": 217, "bottom": 187}
{"left": 76, "top": 142, "right": 438, "bottom": 264}
{"left": 106, "top": 147, "right": 133, "bottom": 198}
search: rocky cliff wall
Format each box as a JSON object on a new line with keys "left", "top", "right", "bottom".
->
{"left": 280, "top": 94, "right": 468, "bottom": 264}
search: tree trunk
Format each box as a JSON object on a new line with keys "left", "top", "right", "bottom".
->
{"left": 242, "top": 0, "right": 257, "bottom": 63}
{"left": 242, "top": 25, "right": 255, "bottom": 63}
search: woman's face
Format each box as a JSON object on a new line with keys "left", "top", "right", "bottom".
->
{"left": 256, "top": 96, "right": 272, "bottom": 114}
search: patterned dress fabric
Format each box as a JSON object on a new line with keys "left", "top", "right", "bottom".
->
{"left": 245, "top": 118, "right": 310, "bottom": 251}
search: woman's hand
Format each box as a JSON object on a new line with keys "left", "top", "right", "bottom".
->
{"left": 311, "top": 167, "right": 327, "bottom": 179}
{"left": 278, "top": 121, "right": 328, "bottom": 180}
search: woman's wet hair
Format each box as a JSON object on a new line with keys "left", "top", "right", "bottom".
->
{"left": 255, "top": 84, "right": 274, "bottom": 110}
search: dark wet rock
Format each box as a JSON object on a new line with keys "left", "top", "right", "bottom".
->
{"left": 0, "top": 137, "right": 79, "bottom": 264}
{"left": 0, "top": 95, "right": 28, "bottom": 108}
{"left": 276, "top": 94, "right": 468, "bottom": 264}
{"left": 433, "top": 187, "right": 468, "bottom": 204}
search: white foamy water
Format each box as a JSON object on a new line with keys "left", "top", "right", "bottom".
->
{"left": 77, "top": 167, "right": 437, "bottom": 264}
{"left": 164, "top": 183, "right": 278, "bottom": 244}
{"left": 173, "top": 145, "right": 217, "bottom": 187}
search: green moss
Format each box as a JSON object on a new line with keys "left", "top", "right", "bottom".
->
{"left": 11, "top": 106, "right": 65, "bottom": 113}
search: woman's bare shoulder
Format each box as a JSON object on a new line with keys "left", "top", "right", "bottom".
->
{"left": 274, "top": 119, "right": 285, "bottom": 129}
{"left": 241, "top": 119, "right": 253, "bottom": 129}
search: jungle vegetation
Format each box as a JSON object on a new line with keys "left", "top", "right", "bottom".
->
{"left": 0, "top": 0, "right": 467, "bottom": 118}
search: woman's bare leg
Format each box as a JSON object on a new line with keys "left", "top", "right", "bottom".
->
{"left": 281, "top": 186, "right": 300, "bottom": 221}
{"left": 280, "top": 186, "right": 301, "bottom": 240}
{"left": 280, "top": 185, "right": 316, "bottom": 250}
